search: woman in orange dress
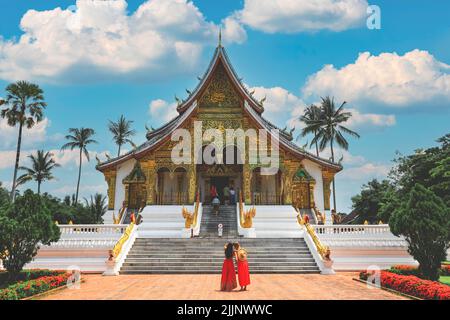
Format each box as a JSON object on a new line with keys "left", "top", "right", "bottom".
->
{"left": 234, "top": 243, "right": 250, "bottom": 291}
{"left": 220, "top": 243, "right": 237, "bottom": 291}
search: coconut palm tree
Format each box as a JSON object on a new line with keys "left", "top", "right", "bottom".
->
{"left": 309, "top": 96, "right": 360, "bottom": 211}
{"left": 108, "top": 115, "right": 136, "bottom": 157}
{"left": 299, "top": 104, "right": 322, "bottom": 157}
{"left": 84, "top": 193, "right": 107, "bottom": 224}
{"left": 17, "top": 150, "right": 60, "bottom": 194}
{"left": 61, "top": 128, "right": 97, "bottom": 203}
{"left": 0, "top": 81, "right": 47, "bottom": 201}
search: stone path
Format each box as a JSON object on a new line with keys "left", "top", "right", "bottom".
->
{"left": 41, "top": 273, "right": 407, "bottom": 300}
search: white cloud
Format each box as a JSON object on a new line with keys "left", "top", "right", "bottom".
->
{"left": 0, "top": 0, "right": 246, "bottom": 83}
{"left": 235, "top": 0, "right": 368, "bottom": 33}
{"left": 51, "top": 184, "right": 107, "bottom": 197}
{"left": 248, "top": 85, "right": 396, "bottom": 133}
{"left": 0, "top": 149, "right": 104, "bottom": 169}
{"left": 318, "top": 147, "right": 366, "bottom": 166}
{"left": 148, "top": 99, "right": 178, "bottom": 122}
{"left": 345, "top": 108, "right": 396, "bottom": 129}
{"left": 0, "top": 117, "right": 50, "bottom": 148}
{"left": 339, "top": 163, "right": 390, "bottom": 180}
{"left": 303, "top": 49, "right": 450, "bottom": 108}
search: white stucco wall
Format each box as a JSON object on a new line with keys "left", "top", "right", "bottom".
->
{"left": 302, "top": 159, "right": 325, "bottom": 213}
{"left": 114, "top": 158, "right": 136, "bottom": 210}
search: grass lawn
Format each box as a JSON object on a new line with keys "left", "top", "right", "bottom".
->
{"left": 439, "top": 276, "right": 450, "bottom": 286}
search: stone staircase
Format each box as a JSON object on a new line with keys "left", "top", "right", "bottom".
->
{"left": 199, "top": 205, "right": 239, "bottom": 238}
{"left": 120, "top": 238, "right": 320, "bottom": 274}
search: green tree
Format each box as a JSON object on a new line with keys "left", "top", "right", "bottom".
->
{"left": 61, "top": 128, "right": 97, "bottom": 203}
{"left": 389, "top": 184, "right": 450, "bottom": 281}
{"left": 84, "top": 193, "right": 107, "bottom": 224}
{"left": 16, "top": 150, "right": 60, "bottom": 194}
{"left": 390, "top": 133, "right": 450, "bottom": 207}
{"left": 0, "top": 190, "right": 60, "bottom": 279}
{"left": 108, "top": 115, "right": 136, "bottom": 157}
{"left": 306, "top": 96, "right": 360, "bottom": 211}
{"left": 299, "top": 104, "right": 322, "bottom": 157}
{"left": 350, "top": 179, "right": 394, "bottom": 224}
{"left": 0, "top": 182, "right": 10, "bottom": 209}
{"left": 0, "top": 81, "right": 47, "bottom": 201}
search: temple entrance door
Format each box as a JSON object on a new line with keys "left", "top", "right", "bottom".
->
{"left": 292, "top": 182, "right": 311, "bottom": 209}
{"left": 128, "top": 184, "right": 146, "bottom": 210}
{"left": 210, "top": 176, "right": 229, "bottom": 204}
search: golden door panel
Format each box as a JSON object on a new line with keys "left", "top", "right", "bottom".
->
{"left": 292, "top": 182, "right": 311, "bottom": 209}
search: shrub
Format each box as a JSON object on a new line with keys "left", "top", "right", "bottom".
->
{"left": 0, "top": 190, "right": 60, "bottom": 278}
{"left": 389, "top": 184, "right": 450, "bottom": 281}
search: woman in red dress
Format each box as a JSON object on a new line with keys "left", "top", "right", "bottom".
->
{"left": 234, "top": 243, "right": 250, "bottom": 291}
{"left": 220, "top": 243, "right": 237, "bottom": 291}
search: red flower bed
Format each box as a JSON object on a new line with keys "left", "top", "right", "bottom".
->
{"left": 0, "top": 272, "right": 70, "bottom": 300}
{"left": 360, "top": 270, "right": 450, "bottom": 300}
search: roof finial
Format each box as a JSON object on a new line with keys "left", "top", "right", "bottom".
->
{"left": 218, "top": 27, "right": 222, "bottom": 47}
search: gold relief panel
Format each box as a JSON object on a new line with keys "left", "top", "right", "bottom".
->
{"left": 199, "top": 63, "right": 242, "bottom": 109}
{"left": 104, "top": 170, "right": 116, "bottom": 210}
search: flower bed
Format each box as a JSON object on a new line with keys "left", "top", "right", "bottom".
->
{"left": 388, "top": 264, "right": 450, "bottom": 277}
{"left": 360, "top": 270, "right": 450, "bottom": 300}
{"left": 0, "top": 269, "right": 63, "bottom": 288}
{"left": 0, "top": 271, "right": 70, "bottom": 300}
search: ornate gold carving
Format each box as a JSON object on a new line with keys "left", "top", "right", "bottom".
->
{"left": 104, "top": 170, "right": 116, "bottom": 210}
{"left": 199, "top": 62, "right": 241, "bottom": 108}
{"left": 322, "top": 170, "right": 334, "bottom": 211}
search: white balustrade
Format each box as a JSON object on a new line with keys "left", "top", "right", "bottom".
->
{"left": 58, "top": 224, "right": 128, "bottom": 236}
{"left": 311, "top": 224, "right": 391, "bottom": 235}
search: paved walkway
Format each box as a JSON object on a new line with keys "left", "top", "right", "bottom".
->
{"left": 42, "top": 273, "right": 406, "bottom": 300}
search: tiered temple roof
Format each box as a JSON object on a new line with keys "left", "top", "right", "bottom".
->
{"left": 97, "top": 45, "right": 342, "bottom": 172}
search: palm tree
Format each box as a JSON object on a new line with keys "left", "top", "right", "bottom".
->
{"left": 0, "top": 81, "right": 47, "bottom": 201}
{"left": 61, "top": 128, "right": 97, "bottom": 203}
{"left": 309, "top": 96, "right": 360, "bottom": 211}
{"left": 16, "top": 150, "right": 60, "bottom": 194}
{"left": 108, "top": 115, "right": 136, "bottom": 156}
{"left": 84, "top": 193, "right": 107, "bottom": 224}
{"left": 299, "top": 104, "right": 322, "bottom": 157}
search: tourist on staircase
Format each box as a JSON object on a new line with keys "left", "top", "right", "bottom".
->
{"left": 212, "top": 196, "right": 220, "bottom": 215}
{"left": 223, "top": 185, "right": 230, "bottom": 205}
{"left": 221, "top": 243, "right": 237, "bottom": 292}
{"left": 234, "top": 243, "right": 251, "bottom": 291}
{"left": 229, "top": 187, "right": 236, "bottom": 205}
{"left": 210, "top": 185, "right": 218, "bottom": 203}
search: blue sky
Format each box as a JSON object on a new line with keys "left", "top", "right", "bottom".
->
{"left": 0, "top": 0, "right": 449, "bottom": 211}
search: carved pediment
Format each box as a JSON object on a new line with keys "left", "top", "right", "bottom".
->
{"left": 123, "top": 161, "right": 146, "bottom": 184}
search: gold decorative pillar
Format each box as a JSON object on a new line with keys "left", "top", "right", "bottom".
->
{"left": 104, "top": 170, "right": 116, "bottom": 210}
{"left": 243, "top": 164, "right": 252, "bottom": 204}
{"left": 282, "top": 160, "right": 300, "bottom": 205}
{"left": 187, "top": 165, "right": 196, "bottom": 204}
{"left": 309, "top": 181, "right": 315, "bottom": 208}
{"left": 124, "top": 184, "right": 130, "bottom": 207}
{"left": 322, "top": 171, "right": 334, "bottom": 210}
{"left": 142, "top": 159, "right": 157, "bottom": 205}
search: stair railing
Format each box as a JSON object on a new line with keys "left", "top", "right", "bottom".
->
{"left": 297, "top": 214, "right": 334, "bottom": 274}
{"left": 239, "top": 191, "right": 256, "bottom": 228}
{"left": 104, "top": 221, "right": 138, "bottom": 276}
{"left": 181, "top": 189, "right": 202, "bottom": 236}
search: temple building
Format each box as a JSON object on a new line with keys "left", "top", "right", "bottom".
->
{"left": 96, "top": 43, "right": 342, "bottom": 215}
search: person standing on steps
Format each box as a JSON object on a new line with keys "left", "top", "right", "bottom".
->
{"left": 229, "top": 187, "right": 236, "bottom": 205}
{"left": 220, "top": 243, "right": 237, "bottom": 292}
{"left": 212, "top": 196, "right": 220, "bottom": 215}
{"left": 234, "top": 242, "right": 251, "bottom": 291}
{"left": 223, "top": 185, "right": 230, "bottom": 205}
{"left": 210, "top": 185, "right": 217, "bottom": 204}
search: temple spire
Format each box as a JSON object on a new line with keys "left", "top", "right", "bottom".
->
{"left": 218, "top": 28, "right": 222, "bottom": 47}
